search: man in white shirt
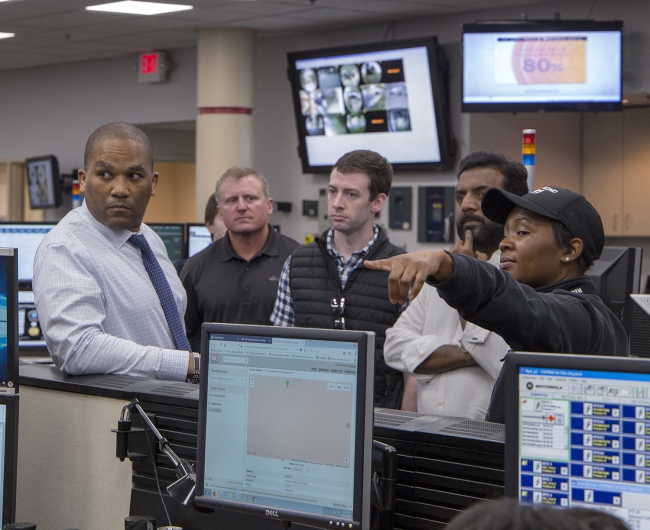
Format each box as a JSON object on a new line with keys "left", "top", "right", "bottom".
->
{"left": 383, "top": 151, "right": 528, "bottom": 418}
{"left": 34, "top": 122, "right": 197, "bottom": 381}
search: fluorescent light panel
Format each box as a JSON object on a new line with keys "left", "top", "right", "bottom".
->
{"left": 0, "top": 33, "right": 15, "bottom": 39}
{"left": 86, "top": 1, "right": 193, "bottom": 15}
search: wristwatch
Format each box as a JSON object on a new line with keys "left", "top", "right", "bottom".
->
{"left": 190, "top": 352, "right": 200, "bottom": 384}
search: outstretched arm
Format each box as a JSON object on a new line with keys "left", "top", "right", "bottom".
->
{"left": 365, "top": 249, "right": 454, "bottom": 305}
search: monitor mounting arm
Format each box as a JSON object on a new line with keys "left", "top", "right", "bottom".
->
{"left": 113, "top": 398, "right": 196, "bottom": 505}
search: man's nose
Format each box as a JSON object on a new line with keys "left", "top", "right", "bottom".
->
{"left": 111, "top": 175, "right": 130, "bottom": 196}
{"left": 330, "top": 192, "right": 343, "bottom": 208}
{"left": 462, "top": 194, "right": 479, "bottom": 212}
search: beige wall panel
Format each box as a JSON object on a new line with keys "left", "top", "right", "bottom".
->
{"left": 582, "top": 112, "right": 624, "bottom": 236}
{"left": 469, "top": 113, "right": 582, "bottom": 192}
{"left": 145, "top": 162, "right": 196, "bottom": 223}
{"left": 623, "top": 107, "right": 650, "bottom": 236}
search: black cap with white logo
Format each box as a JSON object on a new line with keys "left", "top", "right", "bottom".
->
{"left": 481, "top": 186, "right": 605, "bottom": 264}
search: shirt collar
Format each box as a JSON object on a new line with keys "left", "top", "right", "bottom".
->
{"left": 219, "top": 224, "right": 279, "bottom": 262}
{"left": 78, "top": 200, "right": 141, "bottom": 248}
{"left": 326, "top": 225, "right": 379, "bottom": 261}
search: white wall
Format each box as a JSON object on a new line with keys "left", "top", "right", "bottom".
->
{"left": 0, "top": 47, "right": 197, "bottom": 172}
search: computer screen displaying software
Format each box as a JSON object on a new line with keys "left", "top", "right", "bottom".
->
{"left": 198, "top": 329, "right": 365, "bottom": 524}
{"left": 0, "top": 224, "right": 55, "bottom": 283}
{"left": 515, "top": 360, "right": 650, "bottom": 526}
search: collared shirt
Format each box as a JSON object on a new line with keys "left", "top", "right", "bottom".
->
{"left": 270, "top": 226, "right": 379, "bottom": 327}
{"left": 33, "top": 201, "right": 189, "bottom": 381}
{"left": 180, "top": 225, "right": 299, "bottom": 344}
{"left": 383, "top": 252, "right": 508, "bottom": 420}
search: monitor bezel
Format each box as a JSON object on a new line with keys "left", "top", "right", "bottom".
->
{"left": 0, "top": 249, "right": 18, "bottom": 393}
{"left": 146, "top": 222, "right": 187, "bottom": 261}
{"left": 0, "top": 395, "right": 18, "bottom": 526}
{"left": 25, "top": 155, "right": 62, "bottom": 209}
{"left": 287, "top": 36, "right": 451, "bottom": 173}
{"left": 185, "top": 222, "right": 212, "bottom": 258}
{"left": 504, "top": 351, "right": 650, "bottom": 500}
{"left": 195, "top": 323, "right": 374, "bottom": 530}
{"left": 462, "top": 20, "right": 623, "bottom": 113}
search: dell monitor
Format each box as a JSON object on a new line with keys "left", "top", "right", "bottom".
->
{"left": 586, "top": 247, "right": 642, "bottom": 338}
{"left": 147, "top": 223, "right": 185, "bottom": 263}
{"left": 195, "top": 323, "right": 375, "bottom": 529}
{"left": 0, "top": 223, "right": 56, "bottom": 290}
{"left": 0, "top": 250, "right": 18, "bottom": 392}
{"left": 463, "top": 20, "right": 623, "bottom": 112}
{"left": 504, "top": 352, "right": 650, "bottom": 527}
{"left": 186, "top": 223, "right": 212, "bottom": 258}
{"left": 287, "top": 36, "right": 450, "bottom": 173}
{"left": 25, "top": 155, "right": 62, "bottom": 209}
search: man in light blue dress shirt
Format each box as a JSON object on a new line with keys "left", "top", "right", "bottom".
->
{"left": 33, "top": 122, "right": 196, "bottom": 381}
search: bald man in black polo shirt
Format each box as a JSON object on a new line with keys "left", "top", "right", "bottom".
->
{"left": 180, "top": 167, "right": 299, "bottom": 347}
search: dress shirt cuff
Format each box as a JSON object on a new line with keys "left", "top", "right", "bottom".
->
{"left": 157, "top": 348, "right": 191, "bottom": 382}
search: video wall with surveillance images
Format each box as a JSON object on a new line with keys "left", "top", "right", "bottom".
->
{"left": 299, "top": 58, "right": 411, "bottom": 136}
{"left": 292, "top": 45, "right": 443, "bottom": 168}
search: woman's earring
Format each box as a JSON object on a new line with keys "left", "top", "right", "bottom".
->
{"left": 565, "top": 257, "right": 570, "bottom": 262}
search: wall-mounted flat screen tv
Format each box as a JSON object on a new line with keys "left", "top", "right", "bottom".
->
{"left": 25, "top": 155, "right": 62, "bottom": 209}
{"left": 462, "top": 20, "right": 623, "bottom": 112}
{"left": 287, "top": 37, "right": 450, "bottom": 172}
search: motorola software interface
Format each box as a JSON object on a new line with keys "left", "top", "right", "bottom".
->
{"left": 518, "top": 366, "right": 650, "bottom": 527}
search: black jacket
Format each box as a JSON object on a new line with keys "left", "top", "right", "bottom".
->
{"left": 430, "top": 254, "right": 629, "bottom": 422}
{"left": 289, "top": 228, "right": 405, "bottom": 408}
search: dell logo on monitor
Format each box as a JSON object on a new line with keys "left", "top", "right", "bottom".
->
{"left": 266, "top": 510, "right": 279, "bottom": 517}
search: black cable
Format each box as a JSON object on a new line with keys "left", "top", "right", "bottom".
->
{"left": 144, "top": 429, "right": 172, "bottom": 527}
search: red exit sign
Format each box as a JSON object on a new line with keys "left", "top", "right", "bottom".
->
{"left": 138, "top": 51, "right": 168, "bottom": 83}
{"left": 141, "top": 53, "right": 159, "bottom": 75}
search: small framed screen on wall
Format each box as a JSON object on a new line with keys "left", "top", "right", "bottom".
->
{"left": 417, "top": 186, "right": 454, "bottom": 243}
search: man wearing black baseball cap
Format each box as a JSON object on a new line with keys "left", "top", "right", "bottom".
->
{"left": 366, "top": 186, "right": 629, "bottom": 422}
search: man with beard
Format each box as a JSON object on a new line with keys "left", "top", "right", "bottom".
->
{"left": 383, "top": 151, "right": 528, "bottom": 418}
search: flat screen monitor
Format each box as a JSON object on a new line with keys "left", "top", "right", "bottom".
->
{"left": 504, "top": 352, "right": 650, "bottom": 527}
{"left": 0, "top": 396, "right": 18, "bottom": 526}
{"left": 586, "top": 247, "right": 642, "bottom": 338}
{"left": 0, "top": 250, "right": 17, "bottom": 392}
{"left": 462, "top": 20, "right": 623, "bottom": 112}
{"left": 195, "top": 323, "right": 375, "bottom": 529}
{"left": 0, "top": 223, "right": 56, "bottom": 288}
{"left": 186, "top": 223, "right": 212, "bottom": 258}
{"left": 287, "top": 37, "right": 450, "bottom": 173}
{"left": 147, "top": 223, "right": 185, "bottom": 263}
{"left": 25, "top": 155, "right": 62, "bottom": 209}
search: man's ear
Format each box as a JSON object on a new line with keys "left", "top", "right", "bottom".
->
{"left": 78, "top": 169, "right": 87, "bottom": 192}
{"left": 370, "top": 193, "right": 387, "bottom": 214}
{"left": 151, "top": 172, "right": 159, "bottom": 197}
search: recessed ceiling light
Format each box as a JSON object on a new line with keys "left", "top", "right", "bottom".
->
{"left": 0, "top": 33, "right": 15, "bottom": 39}
{"left": 86, "top": 1, "right": 193, "bottom": 15}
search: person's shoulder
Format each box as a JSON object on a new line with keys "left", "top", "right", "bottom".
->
{"left": 39, "top": 209, "right": 86, "bottom": 247}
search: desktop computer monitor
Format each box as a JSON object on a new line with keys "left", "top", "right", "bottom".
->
{"left": 147, "top": 223, "right": 185, "bottom": 263}
{"left": 504, "top": 351, "right": 650, "bottom": 527}
{"left": 586, "top": 247, "right": 642, "bottom": 337}
{"left": 194, "top": 323, "right": 375, "bottom": 530}
{"left": 0, "top": 250, "right": 17, "bottom": 391}
{"left": 0, "top": 395, "right": 18, "bottom": 526}
{"left": 0, "top": 223, "right": 56, "bottom": 289}
{"left": 186, "top": 223, "right": 212, "bottom": 257}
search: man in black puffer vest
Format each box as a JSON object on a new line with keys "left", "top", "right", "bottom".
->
{"left": 271, "top": 150, "right": 405, "bottom": 408}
